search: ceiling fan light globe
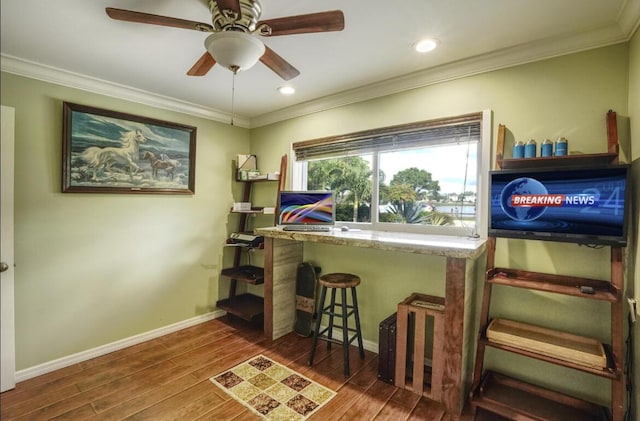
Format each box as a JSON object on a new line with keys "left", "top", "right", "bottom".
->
{"left": 204, "top": 31, "right": 265, "bottom": 72}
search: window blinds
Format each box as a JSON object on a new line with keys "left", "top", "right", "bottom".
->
{"left": 293, "top": 113, "right": 482, "bottom": 161}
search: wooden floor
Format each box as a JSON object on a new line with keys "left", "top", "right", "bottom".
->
{"left": 0, "top": 316, "right": 478, "bottom": 420}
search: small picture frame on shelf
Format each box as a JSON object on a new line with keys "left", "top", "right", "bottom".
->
{"left": 236, "top": 154, "right": 257, "bottom": 181}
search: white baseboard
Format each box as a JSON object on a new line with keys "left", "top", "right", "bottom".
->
{"left": 319, "top": 325, "right": 378, "bottom": 354}
{"left": 16, "top": 313, "right": 392, "bottom": 383}
{"left": 15, "top": 310, "right": 225, "bottom": 383}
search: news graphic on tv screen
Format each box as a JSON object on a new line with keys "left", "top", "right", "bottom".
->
{"left": 489, "top": 166, "right": 629, "bottom": 245}
{"left": 278, "top": 191, "right": 335, "bottom": 225}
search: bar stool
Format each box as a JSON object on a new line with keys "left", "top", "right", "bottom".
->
{"left": 307, "top": 272, "right": 365, "bottom": 377}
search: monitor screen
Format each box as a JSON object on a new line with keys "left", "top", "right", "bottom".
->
{"left": 489, "top": 165, "right": 630, "bottom": 246}
{"left": 278, "top": 191, "right": 335, "bottom": 226}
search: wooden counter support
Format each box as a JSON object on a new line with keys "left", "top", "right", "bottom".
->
{"left": 442, "top": 257, "right": 467, "bottom": 413}
{"left": 264, "top": 237, "right": 303, "bottom": 340}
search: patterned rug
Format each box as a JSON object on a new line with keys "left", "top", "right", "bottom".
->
{"left": 210, "top": 354, "right": 336, "bottom": 420}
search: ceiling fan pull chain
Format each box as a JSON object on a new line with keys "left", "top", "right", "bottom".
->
{"left": 230, "top": 65, "right": 239, "bottom": 126}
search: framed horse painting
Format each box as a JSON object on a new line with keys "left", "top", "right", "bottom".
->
{"left": 62, "top": 102, "right": 196, "bottom": 194}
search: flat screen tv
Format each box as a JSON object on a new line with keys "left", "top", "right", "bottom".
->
{"left": 278, "top": 191, "right": 335, "bottom": 226}
{"left": 489, "top": 165, "right": 630, "bottom": 246}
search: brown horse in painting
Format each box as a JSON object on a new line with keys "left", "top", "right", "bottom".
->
{"left": 142, "top": 151, "right": 177, "bottom": 180}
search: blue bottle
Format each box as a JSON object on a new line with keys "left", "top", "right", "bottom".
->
{"left": 524, "top": 139, "right": 537, "bottom": 158}
{"left": 555, "top": 137, "right": 568, "bottom": 156}
{"left": 541, "top": 139, "right": 553, "bottom": 157}
{"left": 513, "top": 141, "right": 525, "bottom": 159}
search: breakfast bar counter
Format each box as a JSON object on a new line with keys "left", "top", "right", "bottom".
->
{"left": 256, "top": 227, "right": 486, "bottom": 259}
{"left": 255, "top": 226, "right": 487, "bottom": 415}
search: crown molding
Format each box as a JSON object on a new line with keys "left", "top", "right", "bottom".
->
{"left": 250, "top": 22, "right": 633, "bottom": 128}
{"left": 619, "top": 0, "right": 640, "bottom": 36}
{"left": 0, "top": 54, "right": 250, "bottom": 128}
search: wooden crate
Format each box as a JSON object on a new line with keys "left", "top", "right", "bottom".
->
{"left": 486, "top": 318, "right": 606, "bottom": 370}
{"left": 395, "top": 293, "right": 445, "bottom": 400}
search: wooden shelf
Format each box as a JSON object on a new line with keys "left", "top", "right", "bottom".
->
{"left": 486, "top": 267, "right": 619, "bottom": 302}
{"left": 220, "top": 265, "right": 264, "bottom": 285}
{"left": 216, "top": 293, "right": 264, "bottom": 322}
{"left": 480, "top": 337, "right": 618, "bottom": 379}
{"left": 481, "top": 318, "right": 619, "bottom": 379}
{"left": 470, "top": 371, "right": 610, "bottom": 421}
{"left": 224, "top": 243, "right": 265, "bottom": 250}
{"left": 235, "top": 177, "right": 279, "bottom": 183}
{"left": 474, "top": 408, "right": 511, "bottom": 421}
{"left": 497, "top": 152, "right": 618, "bottom": 169}
{"left": 230, "top": 207, "right": 265, "bottom": 214}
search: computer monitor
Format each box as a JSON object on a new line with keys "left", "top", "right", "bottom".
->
{"left": 278, "top": 191, "right": 335, "bottom": 226}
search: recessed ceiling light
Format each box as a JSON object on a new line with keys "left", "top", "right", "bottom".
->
{"left": 415, "top": 38, "right": 438, "bottom": 53}
{"left": 278, "top": 86, "right": 295, "bottom": 95}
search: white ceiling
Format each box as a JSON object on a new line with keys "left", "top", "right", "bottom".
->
{"left": 1, "top": 0, "right": 639, "bottom": 128}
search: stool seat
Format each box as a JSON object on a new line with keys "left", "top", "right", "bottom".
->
{"left": 319, "top": 273, "right": 360, "bottom": 289}
{"left": 308, "top": 272, "right": 364, "bottom": 377}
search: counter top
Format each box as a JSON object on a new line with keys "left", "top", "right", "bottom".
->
{"left": 256, "top": 227, "right": 487, "bottom": 259}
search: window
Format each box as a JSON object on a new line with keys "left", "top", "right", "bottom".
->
{"left": 292, "top": 111, "right": 491, "bottom": 237}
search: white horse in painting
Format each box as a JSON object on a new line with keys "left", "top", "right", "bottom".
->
{"left": 81, "top": 130, "right": 147, "bottom": 180}
{"left": 159, "top": 153, "right": 182, "bottom": 169}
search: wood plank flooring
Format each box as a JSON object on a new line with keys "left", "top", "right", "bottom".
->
{"left": 1, "top": 316, "right": 476, "bottom": 420}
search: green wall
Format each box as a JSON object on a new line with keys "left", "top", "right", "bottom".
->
{"left": 1, "top": 72, "right": 250, "bottom": 369}
{"left": 250, "top": 44, "right": 633, "bottom": 406}
{"left": 1, "top": 40, "right": 636, "bottom": 410}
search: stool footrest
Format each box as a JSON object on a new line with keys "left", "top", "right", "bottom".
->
{"left": 317, "top": 325, "right": 359, "bottom": 335}
{"left": 320, "top": 309, "right": 355, "bottom": 318}
{"left": 315, "top": 333, "right": 361, "bottom": 346}
{"left": 322, "top": 304, "right": 356, "bottom": 311}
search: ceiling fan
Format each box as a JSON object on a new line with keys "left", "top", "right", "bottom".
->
{"left": 106, "top": 0, "right": 345, "bottom": 81}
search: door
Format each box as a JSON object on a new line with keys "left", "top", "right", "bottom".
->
{"left": 1, "top": 105, "right": 16, "bottom": 392}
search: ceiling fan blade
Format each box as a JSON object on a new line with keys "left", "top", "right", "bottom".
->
{"left": 260, "top": 46, "right": 300, "bottom": 81}
{"left": 257, "top": 10, "right": 344, "bottom": 36}
{"left": 105, "top": 7, "right": 213, "bottom": 32}
{"left": 187, "top": 52, "right": 216, "bottom": 76}
{"left": 215, "top": 0, "right": 242, "bottom": 17}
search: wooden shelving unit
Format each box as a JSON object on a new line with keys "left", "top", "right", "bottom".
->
{"left": 470, "top": 239, "right": 624, "bottom": 420}
{"left": 469, "top": 112, "right": 625, "bottom": 421}
{"left": 216, "top": 155, "right": 287, "bottom": 324}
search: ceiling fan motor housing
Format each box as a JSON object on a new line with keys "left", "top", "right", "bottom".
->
{"left": 209, "top": 0, "right": 262, "bottom": 33}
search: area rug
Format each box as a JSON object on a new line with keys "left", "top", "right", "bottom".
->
{"left": 210, "top": 354, "right": 336, "bottom": 420}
